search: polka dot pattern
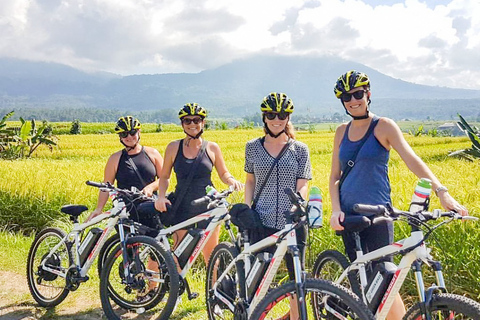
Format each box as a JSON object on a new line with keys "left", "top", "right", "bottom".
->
{"left": 245, "top": 138, "right": 312, "bottom": 229}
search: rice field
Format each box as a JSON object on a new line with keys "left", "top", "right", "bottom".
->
{"left": 0, "top": 128, "right": 479, "bottom": 318}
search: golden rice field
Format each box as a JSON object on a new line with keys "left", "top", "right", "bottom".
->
{"left": 1, "top": 128, "right": 480, "bottom": 314}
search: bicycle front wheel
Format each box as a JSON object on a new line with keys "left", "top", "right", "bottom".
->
{"left": 205, "top": 242, "right": 239, "bottom": 320}
{"left": 404, "top": 293, "right": 480, "bottom": 320}
{"left": 250, "top": 278, "right": 375, "bottom": 320}
{"left": 26, "top": 227, "right": 72, "bottom": 307}
{"left": 100, "top": 235, "right": 179, "bottom": 320}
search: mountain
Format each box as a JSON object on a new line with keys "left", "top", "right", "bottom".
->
{"left": 0, "top": 56, "right": 479, "bottom": 121}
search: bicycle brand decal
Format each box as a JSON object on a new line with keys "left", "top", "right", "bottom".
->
{"left": 189, "top": 230, "right": 210, "bottom": 264}
{"left": 377, "top": 268, "right": 401, "bottom": 314}
{"left": 255, "top": 257, "right": 277, "bottom": 298}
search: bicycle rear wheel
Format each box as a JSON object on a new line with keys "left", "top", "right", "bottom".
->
{"left": 100, "top": 235, "right": 179, "bottom": 320}
{"left": 26, "top": 227, "right": 72, "bottom": 307}
{"left": 250, "top": 278, "right": 375, "bottom": 320}
{"left": 404, "top": 293, "right": 480, "bottom": 320}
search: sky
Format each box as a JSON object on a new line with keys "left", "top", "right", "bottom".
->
{"left": 1, "top": 0, "right": 479, "bottom": 89}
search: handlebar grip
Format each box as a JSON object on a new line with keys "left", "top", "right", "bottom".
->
{"left": 86, "top": 181, "right": 105, "bottom": 188}
{"left": 191, "top": 195, "right": 211, "bottom": 206}
{"left": 284, "top": 187, "right": 299, "bottom": 205}
{"left": 353, "top": 204, "right": 386, "bottom": 215}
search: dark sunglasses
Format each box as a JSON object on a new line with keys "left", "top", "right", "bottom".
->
{"left": 264, "top": 112, "right": 289, "bottom": 120}
{"left": 118, "top": 129, "right": 138, "bottom": 138}
{"left": 340, "top": 90, "right": 368, "bottom": 102}
{"left": 182, "top": 117, "right": 203, "bottom": 125}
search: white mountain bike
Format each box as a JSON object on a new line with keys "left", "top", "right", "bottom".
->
{"left": 26, "top": 181, "right": 179, "bottom": 320}
{"left": 206, "top": 188, "right": 375, "bottom": 320}
{"left": 311, "top": 202, "right": 480, "bottom": 320}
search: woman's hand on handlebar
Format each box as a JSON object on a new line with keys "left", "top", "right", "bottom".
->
{"left": 330, "top": 210, "right": 345, "bottom": 231}
{"left": 438, "top": 192, "right": 469, "bottom": 216}
{"left": 155, "top": 197, "right": 171, "bottom": 212}
{"left": 141, "top": 185, "right": 156, "bottom": 197}
{"left": 228, "top": 178, "right": 244, "bottom": 191}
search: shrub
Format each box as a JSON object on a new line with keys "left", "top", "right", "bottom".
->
{"left": 70, "top": 119, "right": 82, "bottom": 134}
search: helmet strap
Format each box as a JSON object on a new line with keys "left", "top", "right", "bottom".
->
{"left": 263, "top": 122, "right": 286, "bottom": 138}
{"left": 184, "top": 128, "right": 203, "bottom": 140}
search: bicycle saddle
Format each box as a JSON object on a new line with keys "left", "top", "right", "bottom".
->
{"left": 61, "top": 205, "right": 88, "bottom": 217}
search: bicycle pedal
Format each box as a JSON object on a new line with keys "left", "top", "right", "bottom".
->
{"left": 188, "top": 292, "right": 199, "bottom": 300}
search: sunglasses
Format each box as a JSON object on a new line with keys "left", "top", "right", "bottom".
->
{"left": 182, "top": 117, "right": 203, "bottom": 125}
{"left": 264, "top": 112, "right": 289, "bottom": 121}
{"left": 340, "top": 90, "right": 368, "bottom": 102}
{"left": 118, "top": 129, "right": 138, "bottom": 138}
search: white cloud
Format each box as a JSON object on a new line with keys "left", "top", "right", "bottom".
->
{"left": 0, "top": 0, "right": 479, "bottom": 88}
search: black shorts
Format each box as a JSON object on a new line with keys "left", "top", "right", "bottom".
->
{"left": 341, "top": 218, "right": 394, "bottom": 271}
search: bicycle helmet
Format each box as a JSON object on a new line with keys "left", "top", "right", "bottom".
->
{"left": 260, "top": 92, "right": 294, "bottom": 138}
{"left": 179, "top": 103, "right": 207, "bottom": 139}
{"left": 334, "top": 70, "right": 371, "bottom": 120}
{"left": 178, "top": 103, "right": 207, "bottom": 119}
{"left": 114, "top": 116, "right": 141, "bottom": 133}
{"left": 260, "top": 92, "right": 294, "bottom": 114}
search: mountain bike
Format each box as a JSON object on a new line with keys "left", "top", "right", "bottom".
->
{"left": 311, "top": 202, "right": 480, "bottom": 320}
{"left": 206, "top": 188, "right": 375, "bottom": 320}
{"left": 99, "top": 186, "right": 238, "bottom": 318}
{"left": 26, "top": 181, "right": 179, "bottom": 320}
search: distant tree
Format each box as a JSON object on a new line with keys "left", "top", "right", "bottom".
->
{"left": 70, "top": 119, "right": 82, "bottom": 134}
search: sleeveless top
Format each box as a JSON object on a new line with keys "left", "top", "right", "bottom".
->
{"left": 173, "top": 139, "right": 214, "bottom": 217}
{"left": 338, "top": 117, "right": 391, "bottom": 216}
{"left": 116, "top": 147, "right": 157, "bottom": 190}
{"left": 244, "top": 138, "right": 312, "bottom": 229}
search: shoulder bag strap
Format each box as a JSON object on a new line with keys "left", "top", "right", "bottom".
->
{"left": 171, "top": 139, "right": 208, "bottom": 213}
{"left": 252, "top": 139, "right": 293, "bottom": 209}
{"left": 127, "top": 151, "right": 148, "bottom": 188}
{"left": 338, "top": 117, "right": 378, "bottom": 189}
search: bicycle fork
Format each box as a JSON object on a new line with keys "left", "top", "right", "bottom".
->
{"left": 412, "top": 259, "right": 447, "bottom": 320}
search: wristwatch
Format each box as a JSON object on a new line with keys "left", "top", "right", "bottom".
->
{"left": 435, "top": 186, "right": 448, "bottom": 196}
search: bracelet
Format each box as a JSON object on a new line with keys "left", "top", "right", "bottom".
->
{"left": 435, "top": 185, "right": 448, "bottom": 196}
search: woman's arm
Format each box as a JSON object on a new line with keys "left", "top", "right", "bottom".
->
{"left": 330, "top": 124, "right": 347, "bottom": 230}
{"left": 86, "top": 152, "right": 120, "bottom": 221}
{"left": 382, "top": 118, "right": 468, "bottom": 215}
{"left": 244, "top": 173, "right": 256, "bottom": 207}
{"left": 154, "top": 141, "right": 178, "bottom": 212}
{"left": 295, "top": 178, "right": 309, "bottom": 199}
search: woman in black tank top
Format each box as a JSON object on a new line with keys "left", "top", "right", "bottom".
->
{"left": 86, "top": 116, "right": 163, "bottom": 224}
{"left": 154, "top": 103, "right": 243, "bottom": 265}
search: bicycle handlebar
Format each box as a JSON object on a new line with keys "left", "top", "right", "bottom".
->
{"left": 85, "top": 180, "right": 152, "bottom": 202}
{"left": 190, "top": 186, "right": 235, "bottom": 207}
{"left": 353, "top": 204, "right": 386, "bottom": 215}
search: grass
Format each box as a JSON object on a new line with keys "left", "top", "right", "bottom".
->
{"left": 1, "top": 128, "right": 480, "bottom": 318}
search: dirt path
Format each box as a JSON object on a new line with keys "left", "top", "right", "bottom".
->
{"left": 0, "top": 270, "right": 104, "bottom": 320}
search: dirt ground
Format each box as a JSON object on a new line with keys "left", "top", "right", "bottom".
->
{"left": 0, "top": 270, "right": 104, "bottom": 320}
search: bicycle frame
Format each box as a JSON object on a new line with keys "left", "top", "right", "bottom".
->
{"left": 155, "top": 200, "right": 235, "bottom": 279}
{"left": 335, "top": 227, "right": 440, "bottom": 320}
{"left": 40, "top": 191, "right": 131, "bottom": 280}
{"left": 211, "top": 220, "right": 302, "bottom": 317}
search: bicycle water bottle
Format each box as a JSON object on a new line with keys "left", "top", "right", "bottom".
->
{"left": 206, "top": 185, "right": 219, "bottom": 197}
{"left": 307, "top": 186, "right": 323, "bottom": 228}
{"left": 409, "top": 178, "right": 432, "bottom": 213}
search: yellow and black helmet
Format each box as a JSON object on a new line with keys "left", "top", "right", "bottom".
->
{"left": 260, "top": 92, "right": 294, "bottom": 114}
{"left": 334, "top": 70, "right": 370, "bottom": 98}
{"left": 178, "top": 103, "right": 207, "bottom": 119}
{"left": 114, "top": 116, "right": 141, "bottom": 133}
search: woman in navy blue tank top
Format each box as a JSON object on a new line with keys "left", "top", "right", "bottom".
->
{"left": 329, "top": 71, "right": 468, "bottom": 320}
{"left": 154, "top": 104, "right": 243, "bottom": 265}
{"left": 86, "top": 116, "right": 163, "bottom": 223}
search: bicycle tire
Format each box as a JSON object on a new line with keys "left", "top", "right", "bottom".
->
{"left": 205, "top": 242, "right": 239, "bottom": 320}
{"left": 26, "top": 227, "right": 72, "bottom": 307}
{"left": 311, "top": 249, "right": 362, "bottom": 299}
{"left": 250, "top": 278, "right": 375, "bottom": 320}
{"left": 404, "top": 293, "right": 480, "bottom": 320}
{"left": 100, "top": 235, "right": 179, "bottom": 320}
{"left": 97, "top": 233, "right": 120, "bottom": 277}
